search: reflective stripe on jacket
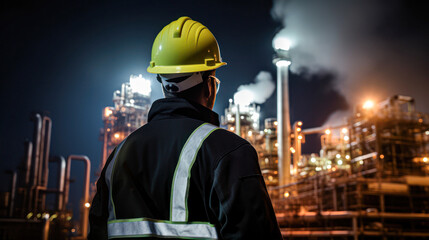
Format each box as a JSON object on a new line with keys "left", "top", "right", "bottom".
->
{"left": 106, "top": 123, "right": 219, "bottom": 239}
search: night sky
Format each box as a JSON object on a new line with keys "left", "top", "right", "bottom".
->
{"left": 1, "top": 0, "right": 428, "bottom": 220}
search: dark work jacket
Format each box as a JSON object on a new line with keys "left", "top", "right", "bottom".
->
{"left": 88, "top": 98, "right": 282, "bottom": 240}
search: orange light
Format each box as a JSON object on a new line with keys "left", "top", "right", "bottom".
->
{"left": 230, "top": 127, "right": 235, "bottom": 131}
{"left": 380, "top": 154, "right": 384, "bottom": 159}
{"left": 325, "top": 129, "right": 331, "bottom": 135}
{"left": 104, "top": 108, "right": 113, "bottom": 117}
{"left": 84, "top": 202, "right": 91, "bottom": 208}
{"left": 296, "top": 127, "right": 301, "bottom": 132}
{"left": 423, "top": 157, "right": 428, "bottom": 163}
{"left": 341, "top": 128, "right": 348, "bottom": 134}
{"left": 297, "top": 121, "right": 303, "bottom": 126}
{"left": 274, "top": 121, "right": 278, "bottom": 126}
{"left": 114, "top": 133, "right": 120, "bottom": 139}
{"left": 290, "top": 147, "right": 295, "bottom": 153}
{"left": 297, "top": 135, "right": 303, "bottom": 140}
{"left": 363, "top": 100, "right": 375, "bottom": 109}
{"left": 284, "top": 192, "right": 290, "bottom": 198}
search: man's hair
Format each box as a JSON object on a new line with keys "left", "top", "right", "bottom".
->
{"left": 162, "top": 70, "right": 215, "bottom": 100}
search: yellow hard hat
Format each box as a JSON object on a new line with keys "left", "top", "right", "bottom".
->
{"left": 147, "top": 16, "right": 227, "bottom": 74}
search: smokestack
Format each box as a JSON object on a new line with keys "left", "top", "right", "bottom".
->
{"left": 273, "top": 39, "right": 292, "bottom": 186}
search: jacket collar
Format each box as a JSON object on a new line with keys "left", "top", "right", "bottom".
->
{"left": 148, "top": 98, "right": 220, "bottom": 126}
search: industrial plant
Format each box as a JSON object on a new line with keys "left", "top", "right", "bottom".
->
{"left": 1, "top": 45, "right": 428, "bottom": 240}
{"left": 0, "top": 114, "right": 91, "bottom": 239}
{"left": 98, "top": 66, "right": 429, "bottom": 238}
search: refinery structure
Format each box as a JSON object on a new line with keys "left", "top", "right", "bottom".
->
{"left": 0, "top": 113, "right": 92, "bottom": 239}
{"left": 1, "top": 46, "right": 429, "bottom": 240}
{"left": 2, "top": 71, "right": 429, "bottom": 239}
{"left": 97, "top": 69, "right": 429, "bottom": 238}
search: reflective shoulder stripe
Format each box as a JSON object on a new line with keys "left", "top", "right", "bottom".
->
{"left": 105, "top": 139, "right": 127, "bottom": 221}
{"left": 170, "top": 123, "right": 219, "bottom": 222}
{"left": 108, "top": 219, "right": 217, "bottom": 239}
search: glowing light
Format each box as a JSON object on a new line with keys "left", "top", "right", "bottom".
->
{"left": 273, "top": 36, "right": 291, "bottom": 51}
{"left": 268, "top": 175, "right": 273, "bottom": 181}
{"left": 344, "top": 136, "right": 349, "bottom": 141}
{"left": 284, "top": 192, "right": 290, "bottom": 198}
{"left": 296, "top": 127, "right": 301, "bottom": 132}
{"left": 264, "top": 129, "right": 268, "bottom": 133}
{"left": 380, "top": 154, "right": 384, "bottom": 159}
{"left": 311, "top": 157, "right": 316, "bottom": 163}
{"left": 423, "top": 157, "right": 428, "bottom": 163}
{"left": 71, "top": 229, "right": 76, "bottom": 233}
{"left": 425, "top": 131, "right": 429, "bottom": 135}
{"left": 104, "top": 108, "right": 113, "bottom": 117}
{"left": 229, "top": 98, "right": 233, "bottom": 103}
{"left": 337, "top": 160, "right": 343, "bottom": 165}
{"left": 230, "top": 127, "right": 235, "bottom": 131}
{"left": 114, "top": 133, "right": 120, "bottom": 139}
{"left": 274, "top": 121, "right": 278, "bottom": 126}
{"left": 84, "top": 202, "right": 91, "bottom": 208}
{"left": 359, "top": 160, "right": 364, "bottom": 165}
{"left": 275, "top": 60, "right": 291, "bottom": 67}
{"left": 265, "top": 158, "right": 269, "bottom": 164}
{"left": 26, "top": 212, "right": 33, "bottom": 219}
{"left": 315, "top": 167, "right": 322, "bottom": 171}
{"left": 341, "top": 128, "right": 348, "bottom": 134}
{"left": 345, "top": 155, "right": 350, "bottom": 160}
{"left": 419, "top": 118, "right": 423, "bottom": 123}
{"left": 332, "top": 167, "right": 337, "bottom": 171}
{"left": 234, "top": 89, "right": 254, "bottom": 107}
{"left": 363, "top": 100, "right": 375, "bottom": 109}
{"left": 248, "top": 131, "right": 252, "bottom": 137}
{"left": 336, "top": 154, "right": 341, "bottom": 158}
{"left": 290, "top": 147, "right": 295, "bottom": 153}
{"left": 325, "top": 129, "right": 331, "bottom": 135}
{"left": 297, "top": 121, "right": 303, "bottom": 126}
{"left": 129, "top": 74, "right": 151, "bottom": 97}
{"left": 275, "top": 143, "right": 279, "bottom": 147}
{"left": 327, "top": 165, "right": 331, "bottom": 169}
{"left": 297, "top": 135, "right": 303, "bottom": 140}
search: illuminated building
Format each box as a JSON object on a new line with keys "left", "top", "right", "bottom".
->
{"left": 100, "top": 74, "right": 152, "bottom": 169}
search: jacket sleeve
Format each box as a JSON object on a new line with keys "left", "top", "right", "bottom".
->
{"left": 88, "top": 148, "right": 116, "bottom": 240}
{"left": 211, "top": 143, "right": 283, "bottom": 239}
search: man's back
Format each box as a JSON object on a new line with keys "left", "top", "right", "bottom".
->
{"left": 89, "top": 98, "right": 282, "bottom": 239}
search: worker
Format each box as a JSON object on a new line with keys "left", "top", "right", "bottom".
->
{"left": 88, "top": 16, "right": 282, "bottom": 239}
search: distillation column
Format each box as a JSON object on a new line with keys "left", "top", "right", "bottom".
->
{"left": 273, "top": 43, "right": 292, "bottom": 186}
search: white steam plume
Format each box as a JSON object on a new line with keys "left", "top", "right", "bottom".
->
{"left": 234, "top": 71, "right": 275, "bottom": 106}
{"left": 271, "top": 0, "right": 429, "bottom": 122}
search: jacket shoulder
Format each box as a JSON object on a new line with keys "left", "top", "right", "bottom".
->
{"left": 201, "top": 128, "right": 255, "bottom": 165}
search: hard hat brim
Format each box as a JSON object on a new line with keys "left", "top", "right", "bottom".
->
{"left": 147, "top": 62, "right": 227, "bottom": 74}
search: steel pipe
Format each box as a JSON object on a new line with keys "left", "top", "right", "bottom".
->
{"left": 24, "top": 140, "right": 33, "bottom": 185}
{"left": 29, "top": 113, "right": 42, "bottom": 211}
{"left": 64, "top": 155, "right": 91, "bottom": 238}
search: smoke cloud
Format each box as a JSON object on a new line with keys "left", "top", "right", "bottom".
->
{"left": 271, "top": 0, "right": 429, "bottom": 120}
{"left": 234, "top": 71, "right": 275, "bottom": 106}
